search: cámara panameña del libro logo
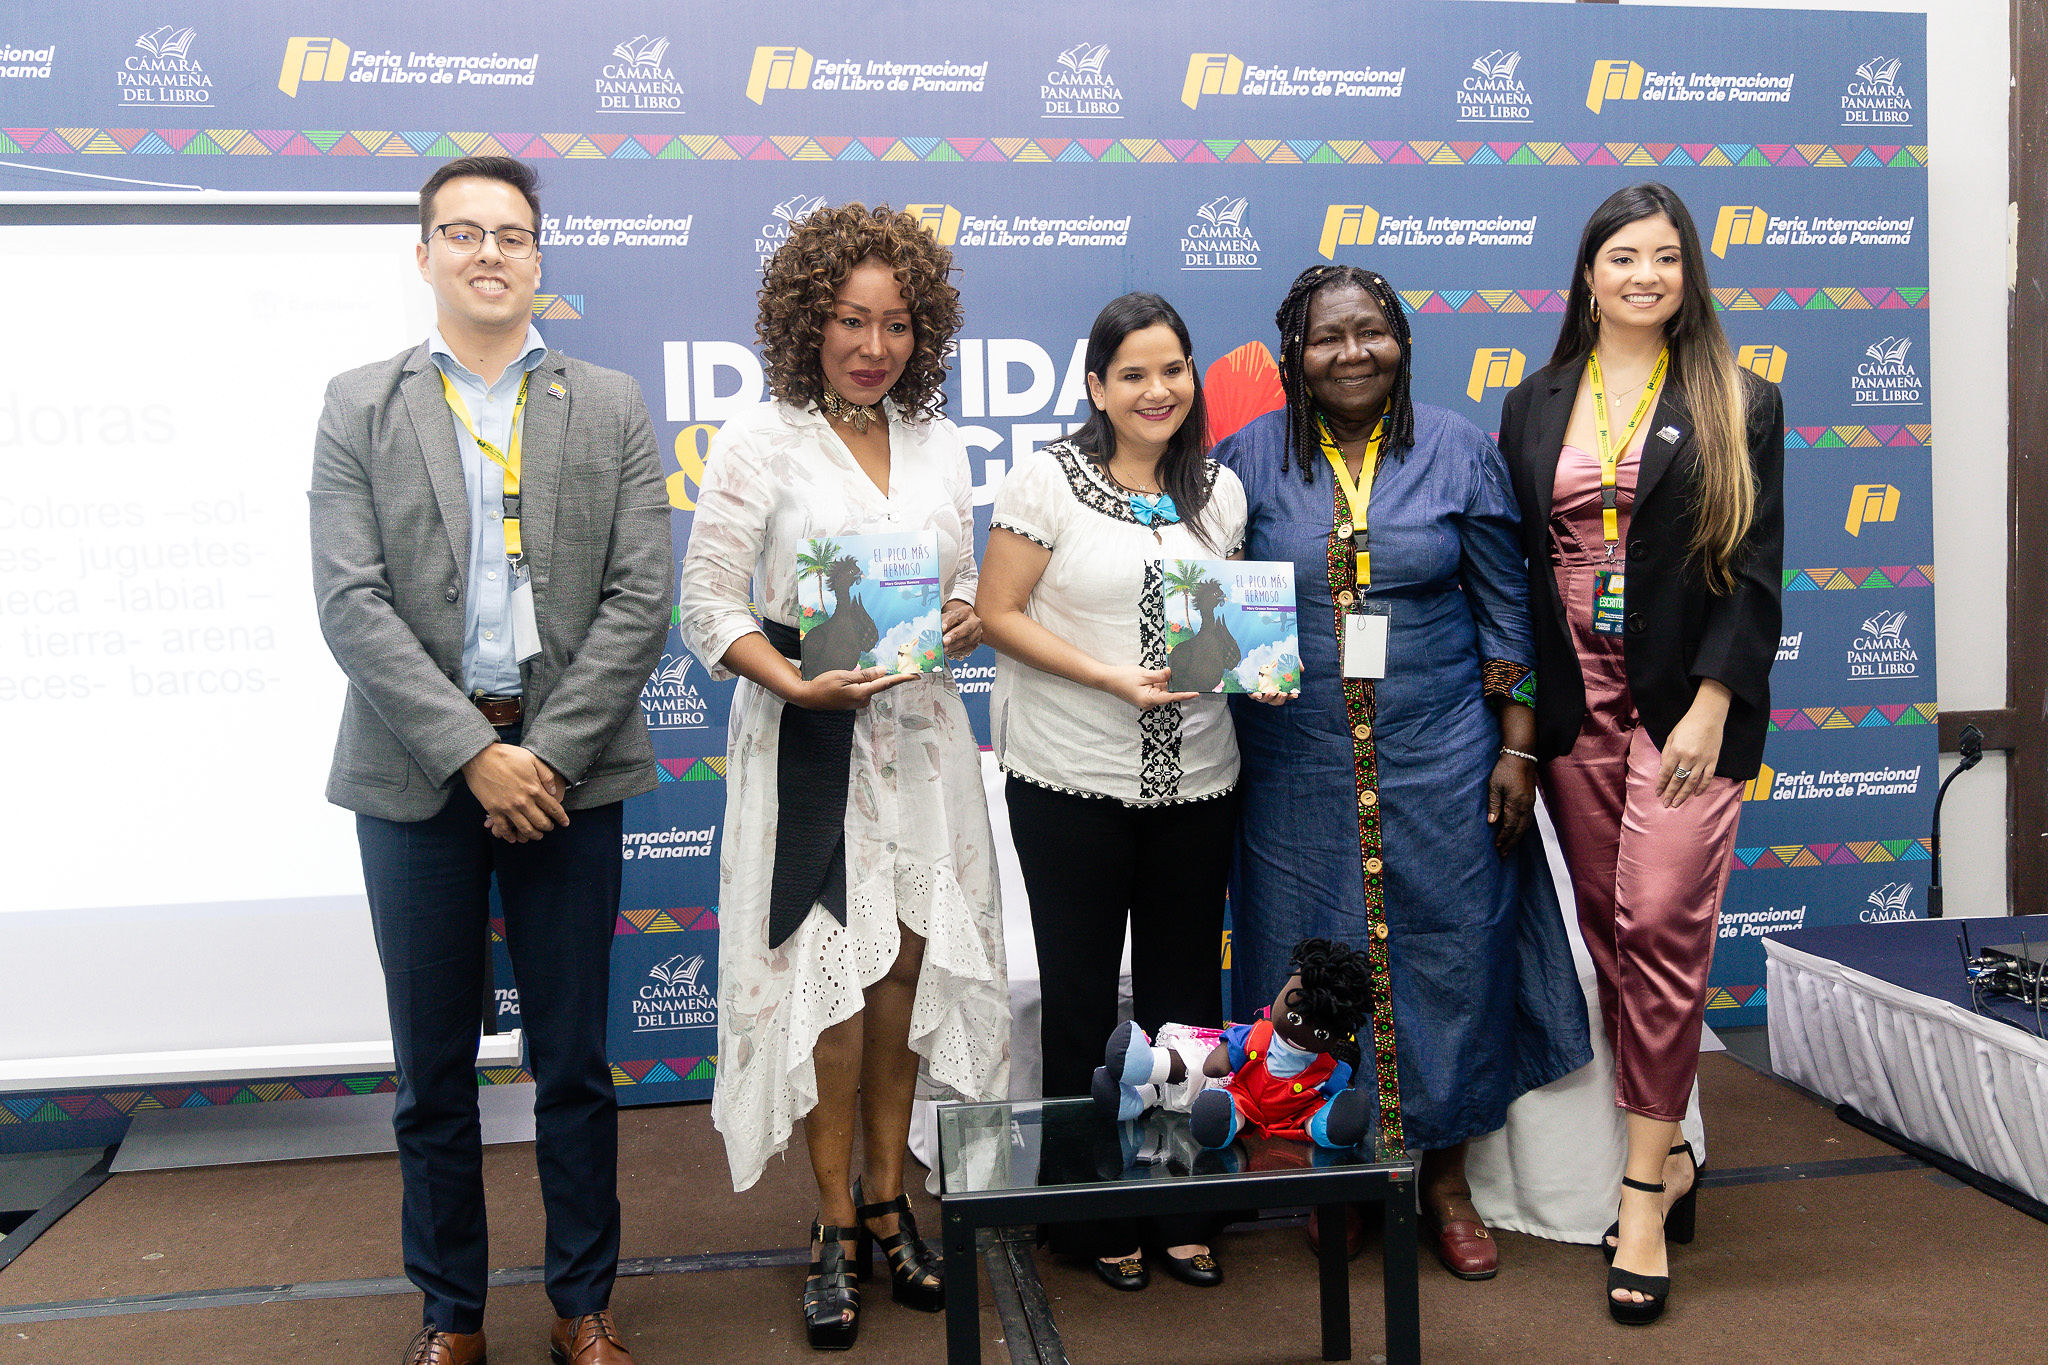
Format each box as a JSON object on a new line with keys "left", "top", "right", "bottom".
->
{"left": 1842, "top": 56, "right": 1913, "bottom": 128}
{"left": 755, "top": 193, "right": 827, "bottom": 269}
{"left": 1852, "top": 336, "right": 1923, "bottom": 407}
{"left": 640, "top": 654, "right": 710, "bottom": 729}
{"left": 1846, "top": 609, "right": 1919, "bottom": 680}
{"left": 1459, "top": 50, "right": 1532, "bottom": 122}
{"left": 1043, "top": 41, "right": 1122, "bottom": 118}
{"left": 121, "top": 26, "right": 211, "bottom": 105}
{"left": 597, "top": 34, "right": 686, "bottom": 113}
{"left": 1182, "top": 196, "right": 1260, "bottom": 271}
{"left": 635, "top": 953, "right": 715, "bottom": 1032}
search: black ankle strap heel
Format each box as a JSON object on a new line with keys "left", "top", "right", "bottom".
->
{"left": 805, "top": 1221, "right": 861, "bottom": 1350}
{"left": 853, "top": 1177, "right": 944, "bottom": 1312}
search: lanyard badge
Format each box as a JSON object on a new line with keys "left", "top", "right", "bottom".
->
{"left": 443, "top": 371, "right": 542, "bottom": 663}
{"left": 1319, "top": 416, "right": 1384, "bottom": 591}
{"left": 1585, "top": 348, "right": 1664, "bottom": 641}
{"left": 1592, "top": 567, "right": 1626, "bottom": 636}
{"left": 1321, "top": 417, "right": 1391, "bottom": 678}
{"left": 441, "top": 370, "right": 531, "bottom": 568}
{"left": 1585, "top": 347, "right": 1668, "bottom": 558}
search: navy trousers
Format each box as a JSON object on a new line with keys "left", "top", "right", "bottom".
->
{"left": 356, "top": 741, "right": 623, "bottom": 1334}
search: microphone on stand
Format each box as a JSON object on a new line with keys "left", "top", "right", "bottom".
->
{"left": 1928, "top": 724, "right": 1984, "bottom": 920}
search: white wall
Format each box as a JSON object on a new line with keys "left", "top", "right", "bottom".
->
{"left": 1456, "top": 0, "right": 2013, "bottom": 914}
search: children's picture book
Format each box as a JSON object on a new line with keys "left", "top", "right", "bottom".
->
{"left": 1159, "top": 558, "right": 1302, "bottom": 696}
{"left": 796, "top": 532, "right": 947, "bottom": 680}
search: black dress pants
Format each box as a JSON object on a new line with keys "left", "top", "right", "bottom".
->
{"left": 1005, "top": 776, "right": 1238, "bottom": 1255}
{"left": 356, "top": 742, "right": 623, "bottom": 1334}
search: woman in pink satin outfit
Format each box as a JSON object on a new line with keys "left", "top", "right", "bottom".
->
{"left": 1496, "top": 183, "right": 1783, "bottom": 1326}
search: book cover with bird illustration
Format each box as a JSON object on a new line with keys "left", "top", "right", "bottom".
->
{"left": 1158, "top": 558, "right": 1302, "bottom": 695}
{"left": 796, "top": 532, "right": 946, "bottom": 681}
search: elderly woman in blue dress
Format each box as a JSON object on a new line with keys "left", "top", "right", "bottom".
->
{"left": 1213, "top": 264, "right": 1591, "bottom": 1278}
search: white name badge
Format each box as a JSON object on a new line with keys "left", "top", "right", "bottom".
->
{"left": 510, "top": 574, "right": 542, "bottom": 663}
{"left": 1342, "top": 606, "right": 1389, "bottom": 680}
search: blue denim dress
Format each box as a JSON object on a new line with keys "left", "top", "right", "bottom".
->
{"left": 1217, "top": 406, "right": 1591, "bottom": 1149}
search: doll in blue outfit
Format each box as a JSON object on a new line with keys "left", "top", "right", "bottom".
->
{"left": 1091, "top": 937, "right": 1377, "bottom": 1149}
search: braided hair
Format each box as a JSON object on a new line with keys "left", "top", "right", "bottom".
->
{"left": 1273, "top": 264, "right": 1416, "bottom": 481}
{"left": 1282, "top": 936, "right": 1376, "bottom": 1069}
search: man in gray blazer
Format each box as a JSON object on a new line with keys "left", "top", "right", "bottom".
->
{"left": 310, "top": 156, "right": 670, "bottom": 1365}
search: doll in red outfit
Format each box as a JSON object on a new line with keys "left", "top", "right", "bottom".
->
{"left": 1092, "top": 938, "right": 1377, "bottom": 1150}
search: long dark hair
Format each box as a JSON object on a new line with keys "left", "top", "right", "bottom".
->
{"left": 1274, "top": 264, "right": 1416, "bottom": 481}
{"left": 1070, "top": 292, "right": 1219, "bottom": 550}
{"left": 1551, "top": 182, "right": 1755, "bottom": 592}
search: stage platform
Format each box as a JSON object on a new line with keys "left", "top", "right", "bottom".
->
{"left": 3, "top": 1051, "right": 2044, "bottom": 1365}
{"left": 1767, "top": 914, "right": 2048, "bottom": 1206}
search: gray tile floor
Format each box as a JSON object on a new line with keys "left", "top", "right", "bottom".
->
{"left": 0, "top": 1148, "right": 103, "bottom": 1234}
{"left": 1713, "top": 1023, "right": 1773, "bottom": 1075}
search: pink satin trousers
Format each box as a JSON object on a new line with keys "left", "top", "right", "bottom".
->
{"left": 1541, "top": 446, "right": 1743, "bottom": 1120}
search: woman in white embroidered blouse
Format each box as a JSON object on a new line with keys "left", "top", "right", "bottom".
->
{"left": 979, "top": 293, "right": 1260, "bottom": 1293}
{"left": 675, "top": 204, "right": 1008, "bottom": 1348}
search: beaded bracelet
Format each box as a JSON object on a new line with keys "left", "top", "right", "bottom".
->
{"left": 1500, "top": 747, "right": 1538, "bottom": 763}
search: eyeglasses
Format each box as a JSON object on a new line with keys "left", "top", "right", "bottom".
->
{"left": 429, "top": 222, "right": 538, "bottom": 259}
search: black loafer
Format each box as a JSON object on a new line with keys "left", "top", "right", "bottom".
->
{"left": 1090, "top": 1253, "right": 1148, "bottom": 1291}
{"left": 1155, "top": 1248, "right": 1223, "bottom": 1288}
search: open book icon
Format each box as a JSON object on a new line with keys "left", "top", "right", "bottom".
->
{"left": 1471, "top": 50, "right": 1521, "bottom": 81}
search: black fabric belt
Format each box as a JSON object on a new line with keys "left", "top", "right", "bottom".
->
{"left": 761, "top": 619, "right": 852, "bottom": 950}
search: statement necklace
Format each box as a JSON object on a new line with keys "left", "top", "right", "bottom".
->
{"left": 820, "top": 386, "right": 882, "bottom": 434}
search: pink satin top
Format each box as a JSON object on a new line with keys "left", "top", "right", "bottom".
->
{"left": 1550, "top": 440, "right": 1644, "bottom": 565}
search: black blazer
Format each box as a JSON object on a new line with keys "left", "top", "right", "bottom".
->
{"left": 1496, "top": 358, "right": 1784, "bottom": 780}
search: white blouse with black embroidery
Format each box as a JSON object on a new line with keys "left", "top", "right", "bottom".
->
{"left": 989, "top": 440, "right": 1247, "bottom": 807}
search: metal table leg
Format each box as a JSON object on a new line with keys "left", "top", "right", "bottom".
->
{"left": 1316, "top": 1203, "right": 1354, "bottom": 1361}
{"left": 943, "top": 1208, "right": 980, "bottom": 1365}
{"left": 1382, "top": 1179, "right": 1421, "bottom": 1365}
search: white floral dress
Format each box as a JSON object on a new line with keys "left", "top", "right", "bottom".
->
{"left": 677, "top": 399, "right": 1010, "bottom": 1192}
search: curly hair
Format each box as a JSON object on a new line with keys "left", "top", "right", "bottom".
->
{"left": 755, "top": 201, "right": 962, "bottom": 422}
{"left": 1274, "top": 264, "right": 1416, "bottom": 481}
{"left": 1283, "top": 936, "right": 1376, "bottom": 1069}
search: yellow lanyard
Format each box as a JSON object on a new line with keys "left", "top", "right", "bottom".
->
{"left": 441, "top": 370, "right": 530, "bottom": 561}
{"left": 1319, "top": 415, "right": 1385, "bottom": 589}
{"left": 1586, "top": 347, "right": 1668, "bottom": 555}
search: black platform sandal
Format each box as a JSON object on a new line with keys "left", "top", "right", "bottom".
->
{"left": 852, "top": 1178, "right": 944, "bottom": 1312}
{"left": 1608, "top": 1262, "right": 1670, "bottom": 1326}
{"left": 1606, "top": 1174, "right": 1673, "bottom": 1326}
{"left": 805, "top": 1221, "right": 862, "bottom": 1350}
{"left": 1603, "top": 1141, "right": 1699, "bottom": 1263}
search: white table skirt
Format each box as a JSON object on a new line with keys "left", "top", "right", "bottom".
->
{"left": 1765, "top": 934, "right": 2048, "bottom": 1202}
{"left": 912, "top": 757, "right": 1690, "bottom": 1242}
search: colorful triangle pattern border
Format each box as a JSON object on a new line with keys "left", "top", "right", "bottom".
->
{"left": 1, "top": 129, "right": 1931, "bottom": 168}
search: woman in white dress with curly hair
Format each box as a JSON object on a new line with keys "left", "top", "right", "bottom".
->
{"left": 676, "top": 202, "right": 1008, "bottom": 1350}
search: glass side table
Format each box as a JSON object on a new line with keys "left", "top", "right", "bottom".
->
{"left": 937, "top": 1097, "right": 1419, "bottom": 1364}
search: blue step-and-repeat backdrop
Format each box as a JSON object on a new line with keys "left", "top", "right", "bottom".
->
{"left": 0, "top": 0, "right": 1933, "bottom": 1117}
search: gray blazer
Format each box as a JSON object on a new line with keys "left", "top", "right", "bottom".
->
{"left": 310, "top": 341, "right": 674, "bottom": 820}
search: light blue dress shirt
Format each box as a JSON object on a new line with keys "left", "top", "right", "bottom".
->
{"left": 428, "top": 324, "right": 549, "bottom": 697}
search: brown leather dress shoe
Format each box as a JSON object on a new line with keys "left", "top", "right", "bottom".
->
{"left": 1305, "top": 1203, "right": 1366, "bottom": 1260}
{"left": 401, "top": 1326, "right": 486, "bottom": 1365}
{"left": 1422, "top": 1209, "right": 1499, "bottom": 1280}
{"left": 551, "top": 1310, "right": 636, "bottom": 1365}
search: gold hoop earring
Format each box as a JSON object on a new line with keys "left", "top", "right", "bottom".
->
{"left": 1590, "top": 295, "right": 1601, "bottom": 324}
